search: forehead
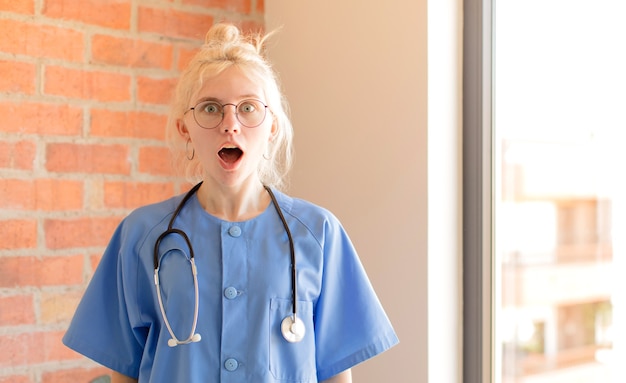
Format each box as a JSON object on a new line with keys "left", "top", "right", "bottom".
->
{"left": 193, "top": 66, "right": 266, "bottom": 102}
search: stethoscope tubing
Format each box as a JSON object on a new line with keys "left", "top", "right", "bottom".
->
{"left": 154, "top": 257, "right": 200, "bottom": 346}
{"left": 153, "top": 182, "right": 202, "bottom": 269}
{"left": 263, "top": 185, "right": 299, "bottom": 321}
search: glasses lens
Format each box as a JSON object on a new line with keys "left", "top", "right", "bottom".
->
{"left": 193, "top": 101, "right": 223, "bottom": 129}
{"left": 236, "top": 99, "right": 266, "bottom": 128}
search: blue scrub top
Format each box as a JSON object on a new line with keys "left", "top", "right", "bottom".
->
{"left": 63, "top": 188, "right": 398, "bottom": 382}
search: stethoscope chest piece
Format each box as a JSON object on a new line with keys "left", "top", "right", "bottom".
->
{"left": 281, "top": 314, "right": 306, "bottom": 343}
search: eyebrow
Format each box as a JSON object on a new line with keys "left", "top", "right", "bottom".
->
{"left": 194, "top": 94, "right": 263, "bottom": 104}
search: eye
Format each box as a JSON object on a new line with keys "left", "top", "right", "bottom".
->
{"left": 199, "top": 102, "right": 221, "bottom": 114}
{"left": 238, "top": 100, "right": 259, "bottom": 114}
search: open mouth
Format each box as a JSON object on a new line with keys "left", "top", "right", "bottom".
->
{"left": 218, "top": 147, "right": 243, "bottom": 164}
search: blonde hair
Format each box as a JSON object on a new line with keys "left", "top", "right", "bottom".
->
{"left": 167, "top": 23, "right": 294, "bottom": 190}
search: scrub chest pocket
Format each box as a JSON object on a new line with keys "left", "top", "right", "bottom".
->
{"left": 269, "top": 298, "right": 316, "bottom": 382}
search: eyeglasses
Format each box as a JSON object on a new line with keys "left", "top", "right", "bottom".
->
{"left": 185, "top": 99, "right": 269, "bottom": 129}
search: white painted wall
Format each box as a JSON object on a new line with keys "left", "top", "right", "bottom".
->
{"left": 265, "top": 1, "right": 461, "bottom": 382}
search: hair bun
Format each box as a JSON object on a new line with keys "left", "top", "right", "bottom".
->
{"left": 205, "top": 23, "right": 241, "bottom": 45}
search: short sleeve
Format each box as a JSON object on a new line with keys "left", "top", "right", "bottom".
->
{"left": 314, "top": 217, "right": 399, "bottom": 381}
{"left": 62, "top": 221, "right": 145, "bottom": 378}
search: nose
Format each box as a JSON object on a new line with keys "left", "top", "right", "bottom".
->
{"left": 220, "top": 104, "right": 240, "bottom": 133}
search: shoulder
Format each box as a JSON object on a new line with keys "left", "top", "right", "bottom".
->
{"left": 115, "top": 193, "right": 187, "bottom": 246}
{"left": 269, "top": 189, "right": 346, "bottom": 242}
{"left": 125, "top": 195, "right": 180, "bottom": 225}
{"left": 271, "top": 189, "right": 339, "bottom": 222}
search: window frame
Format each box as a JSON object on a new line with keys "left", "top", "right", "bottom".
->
{"left": 463, "top": 0, "right": 494, "bottom": 382}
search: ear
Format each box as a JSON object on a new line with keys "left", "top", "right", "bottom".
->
{"left": 269, "top": 118, "right": 278, "bottom": 142}
{"left": 176, "top": 119, "right": 189, "bottom": 139}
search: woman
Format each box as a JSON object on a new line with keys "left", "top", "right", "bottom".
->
{"left": 63, "top": 23, "right": 398, "bottom": 383}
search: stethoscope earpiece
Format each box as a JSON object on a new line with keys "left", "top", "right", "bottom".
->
{"left": 167, "top": 333, "right": 202, "bottom": 348}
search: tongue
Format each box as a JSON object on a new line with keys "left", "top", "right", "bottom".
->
{"left": 219, "top": 148, "right": 242, "bottom": 163}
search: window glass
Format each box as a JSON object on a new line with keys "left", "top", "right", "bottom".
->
{"left": 494, "top": 1, "right": 626, "bottom": 382}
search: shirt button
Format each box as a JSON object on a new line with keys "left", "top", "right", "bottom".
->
{"left": 224, "top": 358, "right": 239, "bottom": 371}
{"left": 224, "top": 286, "right": 238, "bottom": 300}
{"left": 228, "top": 225, "right": 242, "bottom": 237}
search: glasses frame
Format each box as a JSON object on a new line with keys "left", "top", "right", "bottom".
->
{"left": 185, "top": 99, "right": 270, "bottom": 129}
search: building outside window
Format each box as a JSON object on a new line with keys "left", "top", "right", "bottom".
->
{"left": 493, "top": 1, "right": 626, "bottom": 382}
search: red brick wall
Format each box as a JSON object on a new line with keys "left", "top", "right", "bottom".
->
{"left": 0, "top": 1, "right": 264, "bottom": 381}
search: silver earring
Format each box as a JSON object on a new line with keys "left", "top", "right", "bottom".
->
{"left": 186, "top": 139, "right": 195, "bottom": 160}
{"left": 263, "top": 151, "right": 271, "bottom": 160}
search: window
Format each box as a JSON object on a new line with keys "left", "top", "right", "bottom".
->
{"left": 464, "top": 1, "right": 626, "bottom": 382}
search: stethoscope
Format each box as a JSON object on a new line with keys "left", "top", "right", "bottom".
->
{"left": 153, "top": 182, "right": 305, "bottom": 347}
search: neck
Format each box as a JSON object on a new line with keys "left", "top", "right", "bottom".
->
{"left": 197, "top": 179, "right": 270, "bottom": 222}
